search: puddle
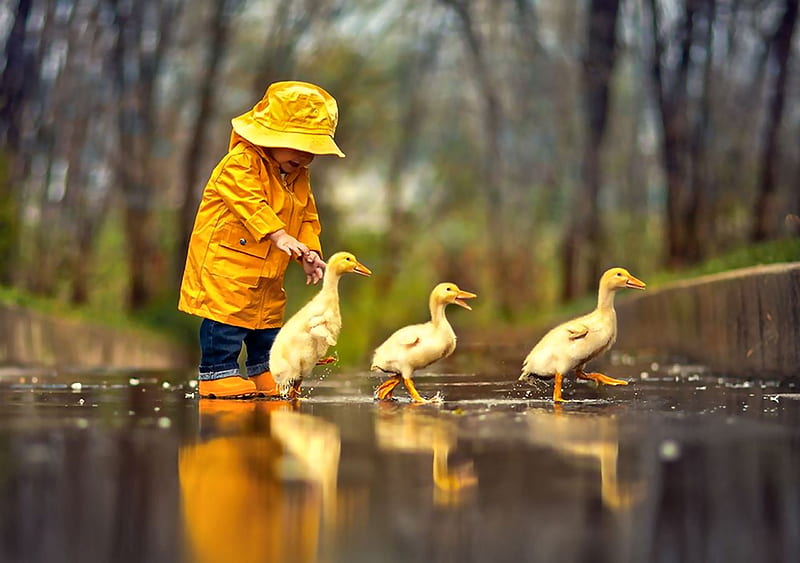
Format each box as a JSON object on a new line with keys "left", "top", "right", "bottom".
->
{"left": 0, "top": 358, "right": 798, "bottom": 562}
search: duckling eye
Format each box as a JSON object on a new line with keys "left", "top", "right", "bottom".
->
{"left": 616, "top": 272, "right": 622, "bottom": 276}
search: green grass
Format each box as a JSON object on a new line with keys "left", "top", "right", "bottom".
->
{"left": 646, "top": 238, "right": 800, "bottom": 287}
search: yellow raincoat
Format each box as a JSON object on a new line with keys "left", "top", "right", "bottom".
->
{"left": 178, "top": 133, "right": 322, "bottom": 329}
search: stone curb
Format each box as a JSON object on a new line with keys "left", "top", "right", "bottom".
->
{"left": 0, "top": 302, "right": 192, "bottom": 370}
{"left": 616, "top": 262, "right": 800, "bottom": 378}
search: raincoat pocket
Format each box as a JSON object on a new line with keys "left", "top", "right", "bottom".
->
{"left": 209, "top": 223, "right": 272, "bottom": 286}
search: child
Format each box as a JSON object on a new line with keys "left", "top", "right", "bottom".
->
{"left": 179, "top": 81, "right": 345, "bottom": 398}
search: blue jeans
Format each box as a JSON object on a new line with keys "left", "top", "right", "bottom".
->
{"left": 198, "top": 319, "right": 280, "bottom": 380}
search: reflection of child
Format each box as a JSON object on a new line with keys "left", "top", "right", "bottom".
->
{"left": 179, "top": 81, "right": 345, "bottom": 398}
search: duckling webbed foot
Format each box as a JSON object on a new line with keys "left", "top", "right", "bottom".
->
{"left": 403, "top": 377, "right": 440, "bottom": 404}
{"left": 285, "top": 379, "right": 303, "bottom": 400}
{"left": 375, "top": 375, "right": 401, "bottom": 401}
{"left": 576, "top": 369, "right": 628, "bottom": 386}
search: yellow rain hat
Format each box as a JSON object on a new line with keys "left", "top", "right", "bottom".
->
{"left": 231, "top": 81, "right": 345, "bottom": 157}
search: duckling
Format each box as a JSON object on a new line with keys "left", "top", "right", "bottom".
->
{"left": 371, "top": 283, "right": 477, "bottom": 403}
{"left": 270, "top": 251, "right": 371, "bottom": 399}
{"left": 519, "top": 267, "right": 646, "bottom": 402}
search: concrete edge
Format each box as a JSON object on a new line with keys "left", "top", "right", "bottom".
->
{"left": 616, "top": 262, "right": 800, "bottom": 377}
{"left": 0, "top": 301, "right": 194, "bottom": 371}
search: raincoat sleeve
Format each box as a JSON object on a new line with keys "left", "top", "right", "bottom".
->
{"left": 297, "top": 190, "right": 322, "bottom": 257}
{"left": 212, "top": 151, "right": 285, "bottom": 241}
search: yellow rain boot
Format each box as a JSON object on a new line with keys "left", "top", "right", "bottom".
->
{"left": 250, "top": 371, "right": 281, "bottom": 397}
{"left": 198, "top": 376, "right": 256, "bottom": 399}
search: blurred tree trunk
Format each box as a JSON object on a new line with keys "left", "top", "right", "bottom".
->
{"left": 440, "top": 0, "right": 513, "bottom": 316}
{"left": 377, "top": 23, "right": 442, "bottom": 294}
{"left": 108, "top": 0, "right": 183, "bottom": 310}
{"left": 646, "top": 0, "right": 696, "bottom": 268}
{"left": 562, "top": 0, "right": 620, "bottom": 301}
{"left": 250, "top": 0, "right": 327, "bottom": 95}
{"left": 751, "top": 0, "right": 798, "bottom": 242}
{"left": 0, "top": 0, "right": 35, "bottom": 285}
{"left": 25, "top": 0, "right": 60, "bottom": 297}
{"left": 440, "top": 0, "right": 503, "bottom": 217}
{"left": 0, "top": 157, "right": 17, "bottom": 287}
{"left": 176, "top": 0, "right": 242, "bottom": 283}
{"left": 686, "top": 0, "right": 716, "bottom": 262}
{"left": 63, "top": 1, "right": 114, "bottom": 305}
{"left": 0, "top": 0, "right": 34, "bottom": 157}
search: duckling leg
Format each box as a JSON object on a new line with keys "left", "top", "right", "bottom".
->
{"left": 576, "top": 369, "right": 628, "bottom": 386}
{"left": 403, "top": 377, "right": 431, "bottom": 404}
{"left": 375, "top": 375, "right": 401, "bottom": 401}
{"left": 286, "top": 379, "right": 303, "bottom": 399}
{"left": 553, "top": 372, "right": 564, "bottom": 403}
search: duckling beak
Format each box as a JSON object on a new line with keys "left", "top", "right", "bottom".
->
{"left": 353, "top": 261, "right": 372, "bottom": 277}
{"left": 454, "top": 290, "right": 477, "bottom": 310}
{"left": 625, "top": 275, "right": 646, "bottom": 290}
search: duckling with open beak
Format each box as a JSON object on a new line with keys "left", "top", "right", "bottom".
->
{"left": 371, "top": 283, "right": 477, "bottom": 403}
{"left": 519, "top": 267, "right": 646, "bottom": 402}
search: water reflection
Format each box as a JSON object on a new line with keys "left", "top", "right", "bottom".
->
{"left": 374, "top": 403, "right": 477, "bottom": 506}
{"left": 522, "top": 407, "right": 643, "bottom": 510}
{"left": 1, "top": 364, "right": 799, "bottom": 563}
{"left": 179, "top": 399, "right": 342, "bottom": 563}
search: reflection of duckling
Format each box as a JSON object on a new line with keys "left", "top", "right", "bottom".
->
{"left": 519, "top": 267, "right": 646, "bottom": 402}
{"left": 270, "top": 252, "right": 371, "bottom": 399}
{"left": 523, "top": 409, "right": 642, "bottom": 510}
{"left": 375, "top": 406, "right": 477, "bottom": 506}
{"left": 371, "top": 283, "right": 476, "bottom": 403}
{"left": 270, "top": 410, "right": 341, "bottom": 527}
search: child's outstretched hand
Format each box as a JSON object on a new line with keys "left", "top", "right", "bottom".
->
{"left": 269, "top": 229, "right": 309, "bottom": 258}
{"left": 302, "top": 251, "right": 326, "bottom": 285}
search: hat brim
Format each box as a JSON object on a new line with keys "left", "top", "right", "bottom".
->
{"left": 232, "top": 114, "right": 345, "bottom": 158}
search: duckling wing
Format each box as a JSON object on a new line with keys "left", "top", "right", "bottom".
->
{"left": 522, "top": 319, "right": 596, "bottom": 376}
{"left": 371, "top": 323, "right": 434, "bottom": 373}
{"left": 374, "top": 321, "right": 457, "bottom": 376}
{"left": 564, "top": 322, "right": 589, "bottom": 341}
{"left": 393, "top": 325, "right": 422, "bottom": 347}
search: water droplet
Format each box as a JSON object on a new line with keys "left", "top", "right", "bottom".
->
{"left": 659, "top": 440, "right": 681, "bottom": 461}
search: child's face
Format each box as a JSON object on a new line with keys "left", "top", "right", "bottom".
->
{"left": 268, "top": 148, "right": 315, "bottom": 174}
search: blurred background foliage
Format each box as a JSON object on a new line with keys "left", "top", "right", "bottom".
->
{"left": 0, "top": 0, "right": 798, "bottom": 366}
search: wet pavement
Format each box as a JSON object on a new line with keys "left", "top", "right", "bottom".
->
{"left": 0, "top": 351, "right": 799, "bottom": 563}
